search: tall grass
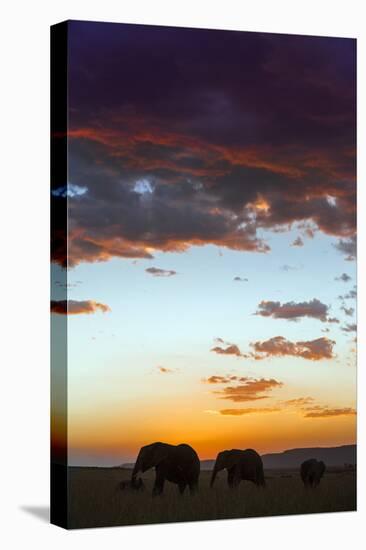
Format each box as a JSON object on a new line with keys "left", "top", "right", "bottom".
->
{"left": 68, "top": 467, "right": 356, "bottom": 529}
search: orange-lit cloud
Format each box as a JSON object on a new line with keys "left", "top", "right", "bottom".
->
{"left": 219, "top": 407, "right": 281, "bottom": 416}
{"left": 157, "top": 366, "right": 175, "bottom": 374}
{"left": 51, "top": 118, "right": 356, "bottom": 268}
{"left": 303, "top": 407, "right": 356, "bottom": 418}
{"left": 51, "top": 300, "right": 111, "bottom": 315}
{"left": 282, "top": 397, "right": 315, "bottom": 407}
{"left": 203, "top": 375, "right": 240, "bottom": 384}
{"left": 206, "top": 376, "right": 283, "bottom": 402}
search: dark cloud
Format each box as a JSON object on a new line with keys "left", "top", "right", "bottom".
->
{"left": 234, "top": 276, "right": 248, "bottom": 282}
{"left": 291, "top": 236, "right": 304, "bottom": 247}
{"left": 251, "top": 336, "right": 335, "bottom": 360}
{"left": 255, "top": 298, "right": 329, "bottom": 322}
{"left": 335, "top": 273, "right": 352, "bottom": 282}
{"left": 145, "top": 267, "right": 177, "bottom": 277}
{"left": 341, "top": 305, "right": 355, "bottom": 317}
{"left": 341, "top": 323, "right": 357, "bottom": 333}
{"left": 51, "top": 299, "right": 111, "bottom": 315}
{"left": 327, "top": 317, "right": 340, "bottom": 324}
{"left": 338, "top": 286, "right": 357, "bottom": 300}
{"left": 50, "top": 24, "right": 355, "bottom": 267}
{"left": 333, "top": 235, "right": 356, "bottom": 261}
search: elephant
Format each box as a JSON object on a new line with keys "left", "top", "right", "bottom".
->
{"left": 132, "top": 442, "right": 200, "bottom": 496}
{"left": 211, "top": 448, "right": 265, "bottom": 488}
{"left": 119, "top": 477, "right": 145, "bottom": 492}
{"left": 300, "top": 459, "right": 326, "bottom": 488}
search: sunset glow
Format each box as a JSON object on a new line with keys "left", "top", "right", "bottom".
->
{"left": 51, "top": 22, "right": 356, "bottom": 467}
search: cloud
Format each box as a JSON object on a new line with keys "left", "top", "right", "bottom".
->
{"left": 327, "top": 317, "right": 340, "bottom": 324}
{"left": 211, "top": 344, "right": 246, "bottom": 358}
{"left": 51, "top": 300, "right": 111, "bottom": 315}
{"left": 338, "top": 286, "right": 357, "bottom": 300}
{"left": 209, "top": 376, "right": 283, "bottom": 402}
{"left": 234, "top": 276, "right": 248, "bottom": 282}
{"left": 251, "top": 336, "right": 335, "bottom": 361}
{"left": 303, "top": 406, "right": 356, "bottom": 418}
{"left": 157, "top": 366, "right": 175, "bottom": 374}
{"left": 333, "top": 236, "right": 356, "bottom": 261}
{"left": 255, "top": 298, "right": 329, "bottom": 322}
{"left": 335, "top": 273, "right": 352, "bottom": 282}
{"left": 219, "top": 407, "right": 281, "bottom": 416}
{"left": 341, "top": 305, "right": 355, "bottom": 317}
{"left": 282, "top": 397, "right": 315, "bottom": 407}
{"left": 341, "top": 323, "right": 357, "bottom": 333}
{"left": 53, "top": 26, "right": 355, "bottom": 268}
{"left": 280, "top": 264, "right": 299, "bottom": 272}
{"left": 145, "top": 267, "right": 177, "bottom": 277}
{"left": 203, "top": 375, "right": 240, "bottom": 384}
{"left": 52, "top": 183, "right": 88, "bottom": 198}
{"left": 304, "top": 227, "right": 315, "bottom": 239}
{"left": 291, "top": 236, "right": 304, "bottom": 247}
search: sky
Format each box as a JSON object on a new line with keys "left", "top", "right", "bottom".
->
{"left": 51, "top": 21, "right": 356, "bottom": 466}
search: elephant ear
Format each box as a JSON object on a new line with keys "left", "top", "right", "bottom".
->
{"left": 149, "top": 442, "right": 170, "bottom": 467}
{"left": 211, "top": 450, "right": 241, "bottom": 487}
{"left": 221, "top": 450, "right": 242, "bottom": 470}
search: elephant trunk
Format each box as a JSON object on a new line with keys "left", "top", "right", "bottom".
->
{"left": 210, "top": 462, "right": 221, "bottom": 488}
{"left": 131, "top": 452, "right": 142, "bottom": 481}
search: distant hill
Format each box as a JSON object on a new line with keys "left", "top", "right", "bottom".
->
{"left": 261, "top": 444, "right": 356, "bottom": 469}
{"left": 120, "top": 445, "right": 356, "bottom": 470}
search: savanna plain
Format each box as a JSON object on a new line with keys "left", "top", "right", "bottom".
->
{"left": 68, "top": 467, "right": 356, "bottom": 529}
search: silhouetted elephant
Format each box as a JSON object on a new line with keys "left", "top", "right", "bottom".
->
{"left": 211, "top": 448, "right": 265, "bottom": 488}
{"left": 132, "top": 442, "right": 200, "bottom": 496}
{"left": 300, "top": 459, "right": 326, "bottom": 488}
{"left": 119, "top": 477, "right": 145, "bottom": 492}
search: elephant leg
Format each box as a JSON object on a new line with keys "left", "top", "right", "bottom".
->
{"left": 227, "top": 468, "right": 235, "bottom": 488}
{"left": 228, "top": 467, "right": 240, "bottom": 488}
{"left": 189, "top": 482, "right": 198, "bottom": 496}
{"left": 178, "top": 483, "right": 186, "bottom": 495}
{"left": 152, "top": 470, "right": 165, "bottom": 497}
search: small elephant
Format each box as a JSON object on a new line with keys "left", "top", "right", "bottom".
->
{"left": 300, "top": 459, "right": 326, "bottom": 488}
{"left": 211, "top": 448, "right": 265, "bottom": 488}
{"left": 132, "top": 442, "right": 200, "bottom": 496}
{"left": 119, "top": 477, "right": 145, "bottom": 492}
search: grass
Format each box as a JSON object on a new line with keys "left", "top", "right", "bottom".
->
{"left": 67, "top": 467, "right": 356, "bottom": 529}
